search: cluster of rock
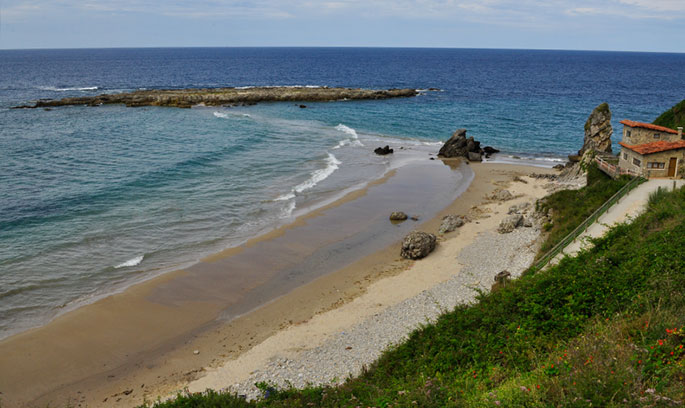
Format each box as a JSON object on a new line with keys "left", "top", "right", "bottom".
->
{"left": 374, "top": 146, "right": 394, "bottom": 155}
{"left": 437, "top": 129, "right": 499, "bottom": 162}
{"left": 498, "top": 201, "right": 535, "bottom": 234}
{"left": 15, "top": 87, "right": 419, "bottom": 109}
{"left": 487, "top": 189, "right": 515, "bottom": 202}
{"left": 395, "top": 213, "right": 468, "bottom": 260}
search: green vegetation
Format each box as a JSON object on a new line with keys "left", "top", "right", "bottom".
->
{"left": 535, "top": 163, "right": 631, "bottom": 256}
{"left": 147, "top": 185, "right": 685, "bottom": 408}
{"left": 653, "top": 99, "right": 685, "bottom": 130}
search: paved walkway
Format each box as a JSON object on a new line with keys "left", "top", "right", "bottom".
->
{"left": 550, "top": 179, "right": 684, "bottom": 265}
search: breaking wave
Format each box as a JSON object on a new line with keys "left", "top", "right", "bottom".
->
{"left": 114, "top": 255, "right": 144, "bottom": 269}
{"left": 275, "top": 153, "right": 342, "bottom": 202}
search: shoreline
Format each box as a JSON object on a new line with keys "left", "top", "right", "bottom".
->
{"left": 0, "top": 156, "right": 469, "bottom": 407}
{"left": 192, "top": 166, "right": 554, "bottom": 399}
{"left": 0, "top": 161, "right": 555, "bottom": 408}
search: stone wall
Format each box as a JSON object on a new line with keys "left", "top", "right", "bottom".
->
{"left": 622, "top": 127, "right": 680, "bottom": 145}
{"left": 619, "top": 147, "right": 685, "bottom": 178}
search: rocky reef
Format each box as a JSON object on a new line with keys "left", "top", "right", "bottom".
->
{"left": 437, "top": 129, "right": 499, "bottom": 161}
{"left": 14, "top": 87, "right": 419, "bottom": 109}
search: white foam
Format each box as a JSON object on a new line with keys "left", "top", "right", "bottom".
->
{"left": 213, "top": 111, "right": 251, "bottom": 119}
{"left": 39, "top": 86, "right": 98, "bottom": 92}
{"left": 334, "top": 124, "right": 364, "bottom": 147}
{"left": 274, "top": 153, "right": 342, "bottom": 202}
{"left": 114, "top": 255, "right": 144, "bottom": 269}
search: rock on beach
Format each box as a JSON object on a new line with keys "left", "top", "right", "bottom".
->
{"left": 400, "top": 231, "right": 437, "bottom": 260}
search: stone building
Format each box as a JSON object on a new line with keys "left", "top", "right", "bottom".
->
{"left": 618, "top": 120, "right": 685, "bottom": 179}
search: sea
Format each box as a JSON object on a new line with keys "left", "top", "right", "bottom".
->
{"left": 1, "top": 47, "right": 685, "bottom": 340}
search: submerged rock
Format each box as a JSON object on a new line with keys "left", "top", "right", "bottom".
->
{"left": 389, "top": 211, "right": 408, "bottom": 221}
{"left": 400, "top": 231, "right": 437, "bottom": 260}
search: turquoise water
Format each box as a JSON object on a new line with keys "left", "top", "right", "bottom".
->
{"left": 2, "top": 48, "right": 685, "bottom": 339}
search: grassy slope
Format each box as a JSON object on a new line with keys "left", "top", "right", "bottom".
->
{"left": 653, "top": 99, "right": 685, "bottom": 130}
{"left": 536, "top": 164, "right": 631, "bottom": 256}
{"left": 148, "top": 185, "right": 685, "bottom": 408}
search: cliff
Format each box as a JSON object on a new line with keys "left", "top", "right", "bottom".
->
{"left": 653, "top": 99, "right": 685, "bottom": 130}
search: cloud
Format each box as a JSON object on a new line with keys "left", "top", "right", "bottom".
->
{"left": 3, "top": 0, "right": 685, "bottom": 23}
{"left": 618, "top": 0, "right": 685, "bottom": 12}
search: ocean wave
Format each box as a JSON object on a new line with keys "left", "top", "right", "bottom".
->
{"left": 38, "top": 86, "right": 99, "bottom": 92}
{"left": 114, "top": 255, "right": 144, "bottom": 269}
{"left": 213, "top": 111, "right": 251, "bottom": 119}
{"left": 275, "top": 153, "right": 342, "bottom": 201}
{"left": 334, "top": 124, "right": 364, "bottom": 147}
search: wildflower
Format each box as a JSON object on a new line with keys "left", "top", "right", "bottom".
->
{"left": 638, "top": 360, "right": 642, "bottom": 364}
{"left": 550, "top": 364, "right": 554, "bottom": 369}
{"left": 658, "top": 340, "right": 664, "bottom": 346}
{"left": 671, "top": 351, "right": 675, "bottom": 356}
{"left": 537, "top": 385, "right": 540, "bottom": 389}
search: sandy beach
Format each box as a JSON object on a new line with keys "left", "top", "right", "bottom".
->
{"left": 0, "top": 161, "right": 556, "bottom": 408}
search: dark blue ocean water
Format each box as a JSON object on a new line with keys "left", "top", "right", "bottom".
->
{"left": 1, "top": 47, "right": 685, "bottom": 339}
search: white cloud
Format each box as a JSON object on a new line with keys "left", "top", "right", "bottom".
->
{"left": 618, "top": 0, "right": 685, "bottom": 12}
{"left": 3, "top": 0, "right": 685, "bottom": 22}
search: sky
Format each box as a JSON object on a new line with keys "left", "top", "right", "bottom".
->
{"left": 1, "top": 0, "right": 685, "bottom": 51}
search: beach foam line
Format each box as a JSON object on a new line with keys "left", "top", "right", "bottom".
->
{"left": 213, "top": 111, "right": 251, "bottom": 119}
{"left": 334, "top": 124, "right": 364, "bottom": 147}
{"left": 114, "top": 255, "right": 144, "bottom": 269}
{"left": 275, "top": 153, "right": 342, "bottom": 203}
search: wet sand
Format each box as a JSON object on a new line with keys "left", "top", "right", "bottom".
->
{"left": 0, "top": 158, "right": 480, "bottom": 407}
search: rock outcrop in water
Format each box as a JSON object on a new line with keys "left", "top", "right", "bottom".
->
{"left": 14, "top": 87, "right": 419, "bottom": 109}
{"left": 437, "top": 129, "right": 498, "bottom": 161}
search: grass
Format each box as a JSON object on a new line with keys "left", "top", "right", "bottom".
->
{"left": 146, "top": 185, "right": 685, "bottom": 408}
{"left": 653, "top": 99, "right": 685, "bottom": 130}
{"left": 535, "top": 163, "right": 631, "bottom": 256}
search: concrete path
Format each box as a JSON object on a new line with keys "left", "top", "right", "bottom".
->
{"left": 550, "top": 179, "right": 684, "bottom": 265}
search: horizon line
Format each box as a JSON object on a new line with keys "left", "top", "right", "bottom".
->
{"left": 1, "top": 45, "right": 685, "bottom": 55}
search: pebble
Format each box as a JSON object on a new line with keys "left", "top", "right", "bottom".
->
{"left": 226, "top": 221, "right": 542, "bottom": 400}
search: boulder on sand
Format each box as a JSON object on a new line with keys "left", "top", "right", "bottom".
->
{"left": 400, "top": 231, "right": 437, "bottom": 260}
{"left": 438, "top": 215, "right": 465, "bottom": 234}
{"left": 498, "top": 214, "right": 523, "bottom": 234}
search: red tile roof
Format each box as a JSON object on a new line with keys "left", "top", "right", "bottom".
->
{"left": 620, "top": 120, "right": 679, "bottom": 135}
{"left": 619, "top": 140, "right": 685, "bottom": 155}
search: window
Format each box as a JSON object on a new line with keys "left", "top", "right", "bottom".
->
{"left": 633, "top": 158, "right": 641, "bottom": 166}
{"left": 623, "top": 153, "right": 627, "bottom": 160}
{"left": 647, "top": 162, "right": 665, "bottom": 169}
{"left": 627, "top": 130, "right": 632, "bottom": 139}
{"left": 654, "top": 133, "right": 660, "bottom": 139}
